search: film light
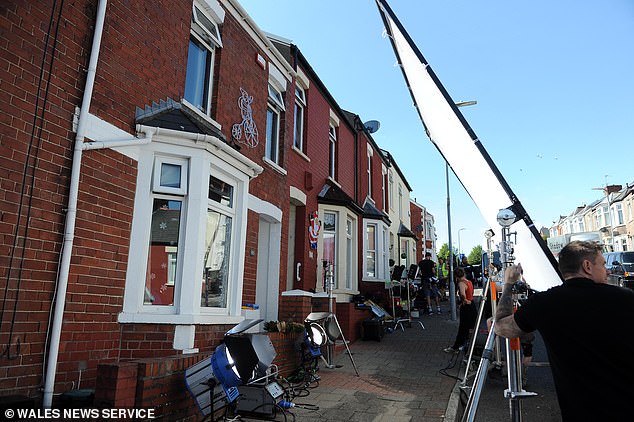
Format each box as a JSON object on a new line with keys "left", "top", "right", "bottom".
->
{"left": 185, "top": 319, "right": 277, "bottom": 417}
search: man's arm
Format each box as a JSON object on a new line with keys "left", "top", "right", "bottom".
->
{"left": 494, "top": 264, "right": 529, "bottom": 339}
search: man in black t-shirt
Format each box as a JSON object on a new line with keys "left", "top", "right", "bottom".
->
{"left": 418, "top": 252, "right": 440, "bottom": 315}
{"left": 495, "top": 241, "right": 634, "bottom": 421}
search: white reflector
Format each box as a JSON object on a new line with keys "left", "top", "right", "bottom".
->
{"left": 376, "top": 0, "right": 562, "bottom": 291}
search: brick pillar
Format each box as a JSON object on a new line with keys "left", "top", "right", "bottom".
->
{"left": 94, "top": 362, "right": 138, "bottom": 408}
{"left": 279, "top": 291, "right": 314, "bottom": 322}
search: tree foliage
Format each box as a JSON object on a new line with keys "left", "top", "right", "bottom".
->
{"left": 437, "top": 243, "right": 458, "bottom": 261}
{"left": 467, "top": 245, "right": 483, "bottom": 265}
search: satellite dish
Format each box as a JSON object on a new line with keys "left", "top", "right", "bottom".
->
{"left": 363, "top": 120, "right": 380, "bottom": 134}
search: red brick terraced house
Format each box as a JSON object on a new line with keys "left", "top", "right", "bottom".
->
{"left": 0, "top": 0, "right": 435, "bottom": 416}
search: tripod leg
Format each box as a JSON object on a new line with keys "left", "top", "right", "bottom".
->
{"left": 461, "top": 320, "right": 497, "bottom": 422}
{"left": 462, "top": 280, "right": 491, "bottom": 386}
{"left": 331, "top": 315, "right": 360, "bottom": 377}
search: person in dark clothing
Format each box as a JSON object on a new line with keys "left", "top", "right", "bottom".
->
{"left": 460, "top": 255, "right": 476, "bottom": 284}
{"left": 495, "top": 240, "right": 634, "bottom": 421}
{"left": 444, "top": 268, "right": 476, "bottom": 353}
{"left": 418, "top": 252, "right": 439, "bottom": 315}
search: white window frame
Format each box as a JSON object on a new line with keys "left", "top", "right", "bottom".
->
{"left": 328, "top": 123, "right": 337, "bottom": 180}
{"left": 120, "top": 139, "right": 251, "bottom": 326}
{"left": 293, "top": 85, "right": 306, "bottom": 151}
{"left": 362, "top": 219, "right": 390, "bottom": 282}
{"left": 265, "top": 83, "right": 285, "bottom": 165}
{"left": 192, "top": 4, "right": 222, "bottom": 48}
{"left": 166, "top": 247, "right": 178, "bottom": 286}
{"left": 184, "top": 1, "right": 224, "bottom": 116}
{"left": 388, "top": 172, "right": 394, "bottom": 212}
{"left": 153, "top": 156, "right": 189, "bottom": 195}
{"left": 345, "top": 218, "right": 353, "bottom": 290}
{"left": 615, "top": 203, "right": 624, "bottom": 225}
{"left": 201, "top": 177, "right": 236, "bottom": 309}
{"left": 398, "top": 184, "right": 403, "bottom": 221}
{"left": 381, "top": 165, "right": 387, "bottom": 211}
{"left": 318, "top": 205, "right": 358, "bottom": 293}
{"left": 366, "top": 146, "right": 373, "bottom": 200}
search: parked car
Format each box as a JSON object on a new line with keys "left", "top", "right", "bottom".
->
{"left": 604, "top": 252, "right": 634, "bottom": 289}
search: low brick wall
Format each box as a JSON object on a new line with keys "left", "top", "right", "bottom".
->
{"left": 336, "top": 303, "right": 371, "bottom": 343}
{"left": 94, "top": 332, "right": 304, "bottom": 421}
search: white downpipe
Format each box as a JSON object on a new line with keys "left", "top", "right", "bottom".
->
{"left": 43, "top": 0, "right": 108, "bottom": 408}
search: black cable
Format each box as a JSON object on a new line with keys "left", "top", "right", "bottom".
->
{"left": 1, "top": 0, "right": 65, "bottom": 361}
{"left": 293, "top": 403, "right": 319, "bottom": 411}
{"left": 439, "top": 349, "right": 465, "bottom": 381}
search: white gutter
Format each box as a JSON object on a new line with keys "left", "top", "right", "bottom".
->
{"left": 136, "top": 124, "right": 263, "bottom": 178}
{"left": 42, "top": 0, "right": 152, "bottom": 407}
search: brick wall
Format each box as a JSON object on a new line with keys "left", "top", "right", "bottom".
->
{"left": 335, "top": 303, "right": 371, "bottom": 343}
{"left": 94, "top": 331, "right": 304, "bottom": 421}
{"left": 278, "top": 295, "right": 312, "bottom": 323}
{"left": 410, "top": 202, "right": 424, "bottom": 263}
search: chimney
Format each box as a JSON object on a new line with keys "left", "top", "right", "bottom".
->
{"left": 606, "top": 184, "right": 622, "bottom": 195}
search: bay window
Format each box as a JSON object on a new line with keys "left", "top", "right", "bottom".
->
{"left": 121, "top": 133, "right": 257, "bottom": 326}
{"left": 363, "top": 219, "right": 389, "bottom": 282}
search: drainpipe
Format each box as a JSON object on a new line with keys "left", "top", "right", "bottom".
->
{"left": 43, "top": 0, "right": 112, "bottom": 408}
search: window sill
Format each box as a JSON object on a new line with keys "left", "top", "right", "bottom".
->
{"left": 292, "top": 146, "right": 310, "bottom": 162}
{"left": 332, "top": 288, "right": 359, "bottom": 295}
{"left": 118, "top": 311, "right": 244, "bottom": 325}
{"left": 327, "top": 176, "right": 341, "bottom": 188}
{"left": 362, "top": 278, "right": 387, "bottom": 283}
{"left": 181, "top": 99, "right": 222, "bottom": 131}
{"left": 263, "top": 157, "right": 288, "bottom": 175}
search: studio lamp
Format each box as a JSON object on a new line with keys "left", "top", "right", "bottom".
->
{"left": 303, "top": 323, "right": 326, "bottom": 357}
{"left": 304, "top": 312, "right": 341, "bottom": 344}
{"left": 185, "top": 319, "right": 277, "bottom": 416}
{"left": 303, "top": 311, "right": 360, "bottom": 375}
{"left": 210, "top": 343, "right": 242, "bottom": 390}
{"left": 496, "top": 208, "right": 517, "bottom": 227}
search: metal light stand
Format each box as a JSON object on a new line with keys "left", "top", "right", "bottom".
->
{"left": 485, "top": 231, "right": 503, "bottom": 370}
{"left": 460, "top": 276, "right": 491, "bottom": 387}
{"left": 498, "top": 226, "right": 536, "bottom": 421}
{"left": 394, "top": 265, "right": 424, "bottom": 332}
{"left": 460, "top": 231, "right": 502, "bottom": 394}
{"left": 323, "top": 262, "right": 360, "bottom": 377}
{"left": 461, "top": 211, "right": 536, "bottom": 422}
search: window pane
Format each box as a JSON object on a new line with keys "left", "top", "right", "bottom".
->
{"left": 323, "top": 212, "right": 337, "bottom": 289}
{"left": 323, "top": 233, "right": 335, "bottom": 269}
{"left": 366, "top": 225, "right": 376, "bottom": 278}
{"left": 329, "top": 138, "right": 335, "bottom": 178}
{"left": 209, "top": 175, "right": 233, "bottom": 207}
{"left": 268, "top": 83, "right": 284, "bottom": 110}
{"left": 201, "top": 209, "right": 232, "bottom": 308}
{"left": 294, "top": 103, "right": 303, "bottom": 149}
{"left": 160, "top": 163, "right": 182, "bottom": 188}
{"left": 185, "top": 37, "right": 211, "bottom": 113}
{"left": 346, "top": 219, "right": 352, "bottom": 289}
{"left": 366, "top": 251, "right": 376, "bottom": 278}
{"left": 323, "top": 212, "right": 336, "bottom": 231}
{"left": 266, "top": 107, "right": 279, "bottom": 162}
{"left": 145, "top": 199, "right": 181, "bottom": 306}
{"left": 367, "top": 225, "right": 376, "bottom": 250}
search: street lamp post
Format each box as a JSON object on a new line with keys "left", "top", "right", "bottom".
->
{"left": 458, "top": 227, "right": 467, "bottom": 259}
{"left": 445, "top": 100, "right": 476, "bottom": 322}
{"left": 593, "top": 175, "right": 615, "bottom": 251}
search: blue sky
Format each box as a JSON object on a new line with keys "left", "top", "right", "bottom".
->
{"left": 239, "top": 0, "right": 634, "bottom": 255}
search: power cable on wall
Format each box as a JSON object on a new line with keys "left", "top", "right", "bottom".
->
{"left": 1, "top": 0, "right": 65, "bottom": 360}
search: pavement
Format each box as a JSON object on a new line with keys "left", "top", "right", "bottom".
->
{"left": 240, "top": 299, "right": 562, "bottom": 422}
